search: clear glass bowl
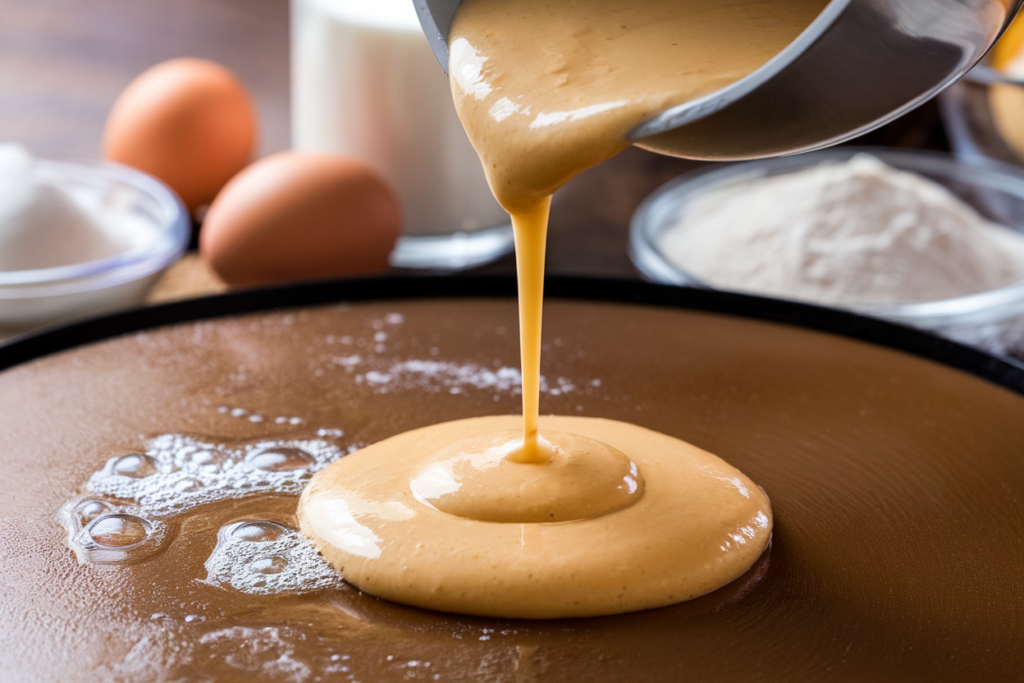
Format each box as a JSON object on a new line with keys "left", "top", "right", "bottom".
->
{"left": 939, "top": 66, "right": 1024, "bottom": 167}
{"left": 630, "top": 147, "right": 1024, "bottom": 359}
{"left": 0, "top": 159, "right": 189, "bottom": 331}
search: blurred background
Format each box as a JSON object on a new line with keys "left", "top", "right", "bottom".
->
{"left": 3, "top": 0, "right": 1024, "bottom": 358}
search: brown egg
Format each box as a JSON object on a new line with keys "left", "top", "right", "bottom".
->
{"left": 104, "top": 58, "right": 257, "bottom": 212}
{"left": 199, "top": 152, "right": 401, "bottom": 286}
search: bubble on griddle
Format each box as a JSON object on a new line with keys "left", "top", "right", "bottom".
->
{"left": 88, "top": 513, "right": 150, "bottom": 548}
{"left": 112, "top": 453, "right": 159, "bottom": 478}
{"left": 245, "top": 447, "right": 316, "bottom": 472}
{"left": 82, "top": 434, "right": 357, "bottom": 518}
{"left": 252, "top": 556, "right": 288, "bottom": 575}
{"left": 232, "top": 521, "right": 289, "bottom": 543}
{"left": 181, "top": 446, "right": 231, "bottom": 471}
{"left": 74, "top": 498, "right": 113, "bottom": 525}
{"left": 205, "top": 520, "right": 346, "bottom": 595}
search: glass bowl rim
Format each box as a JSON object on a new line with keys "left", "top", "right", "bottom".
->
{"left": 630, "top": 146, "right": 1024, "bottom": 327}
{"left": 0, "top": 157, "right": 189, "bottom": 297}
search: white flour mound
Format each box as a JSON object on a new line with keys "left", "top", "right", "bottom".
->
{"left": 660, "top": 154, "right": 1024, "bottom": 305}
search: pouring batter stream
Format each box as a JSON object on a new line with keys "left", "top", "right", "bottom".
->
{"left": 300, "top": 0, "right": 828, "bottom": 617}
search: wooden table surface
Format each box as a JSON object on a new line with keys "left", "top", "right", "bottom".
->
{"left": 1, "top": 0, "right": 949, "bottom": 300}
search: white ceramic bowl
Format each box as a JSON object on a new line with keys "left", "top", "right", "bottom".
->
{"left": 630, "top": 147, "right": 1024, "bottom": 358}
{"left": 0, "top": 159, "right": 189, "bottom": 331}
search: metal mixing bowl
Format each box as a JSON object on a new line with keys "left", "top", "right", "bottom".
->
{"left": 414, "top": 0, "right": 1021, "bottom": 159}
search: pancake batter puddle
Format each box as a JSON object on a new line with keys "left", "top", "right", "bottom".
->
{"left": 299, "top": 416, "right": 770, "bottom": 619}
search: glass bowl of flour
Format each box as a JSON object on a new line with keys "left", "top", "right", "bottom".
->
{"left": 630, "top": 148, "right": 1024, "bottom": 359}
{"left": 0, "top": 146, "right": 189, "bottom": 334}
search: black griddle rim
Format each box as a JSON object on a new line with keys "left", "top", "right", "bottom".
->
{"left": 2, "top": 275, "right": 1022, "bottom": 395}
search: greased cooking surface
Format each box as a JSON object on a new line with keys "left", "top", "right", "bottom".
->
{"left": 1, "top": 299, "right": 1023, "bottom": 680}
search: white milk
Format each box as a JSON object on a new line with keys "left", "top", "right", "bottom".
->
{"left": 291, "top": 0, "right": 509, "bottom": 254}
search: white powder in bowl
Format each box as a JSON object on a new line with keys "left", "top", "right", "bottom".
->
{"left": 659, "top": 154, "right": 1024, "bottom": 305}
{"left": 0, "top": 144, "right": 135, "bottom": 271}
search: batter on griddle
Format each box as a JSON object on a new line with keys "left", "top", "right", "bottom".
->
{"left": 300, "top": 0, "right": 828, "bottom": 617}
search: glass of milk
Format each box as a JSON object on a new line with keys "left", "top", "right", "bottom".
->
{"left": 291, "top": 0, "right": 512, "bottom": 270}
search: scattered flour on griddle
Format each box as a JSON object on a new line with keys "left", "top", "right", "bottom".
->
{"left": 352, "top": 359, "right": 578, "bottom": 396}
{"left": 196, "top": 626, "right": 313, "bottom": 683}
{"left": 327, "top": 312, "right": 596, "bottom": 397}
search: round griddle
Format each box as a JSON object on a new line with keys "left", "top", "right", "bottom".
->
{"left": 1, "top": 276, "right": 1022, "bottom": 682}
{"left": 3, "top": 276, "right": 1023, "bottom": 387}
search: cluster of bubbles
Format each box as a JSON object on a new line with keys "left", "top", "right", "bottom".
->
{"left": 60, "top": 434, "right": 357, "bottom": 577}
{"left": 204, "top": 520, "right": 347, "bottom": 595}
{"left": 60, "top": 496, "right": 173, "bottom": 565}
{"left": 84, "top": 434, "right": 355, "bottom": 518}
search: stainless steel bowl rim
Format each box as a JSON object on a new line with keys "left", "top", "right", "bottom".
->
{"left": 414, "top": 0, "right": 1023, "bottom": 157}
{"left": 415, "top": 0, "right": 857, "bottom": 139}
{"left": 626, "top": 0, "right": 853, "bottom": 140}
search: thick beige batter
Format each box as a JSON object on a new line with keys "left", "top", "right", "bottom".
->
{"left": 301, "top": 0, "right": 826, "bottom": 617}
{"left": 449, "top": 0, "right": 827, "bottom": 212}
{"left": 299, "top": 416, "right": 771, "bottom": 619}
{"left": 451, "top": 0, "right": 827, "bottom": 461}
